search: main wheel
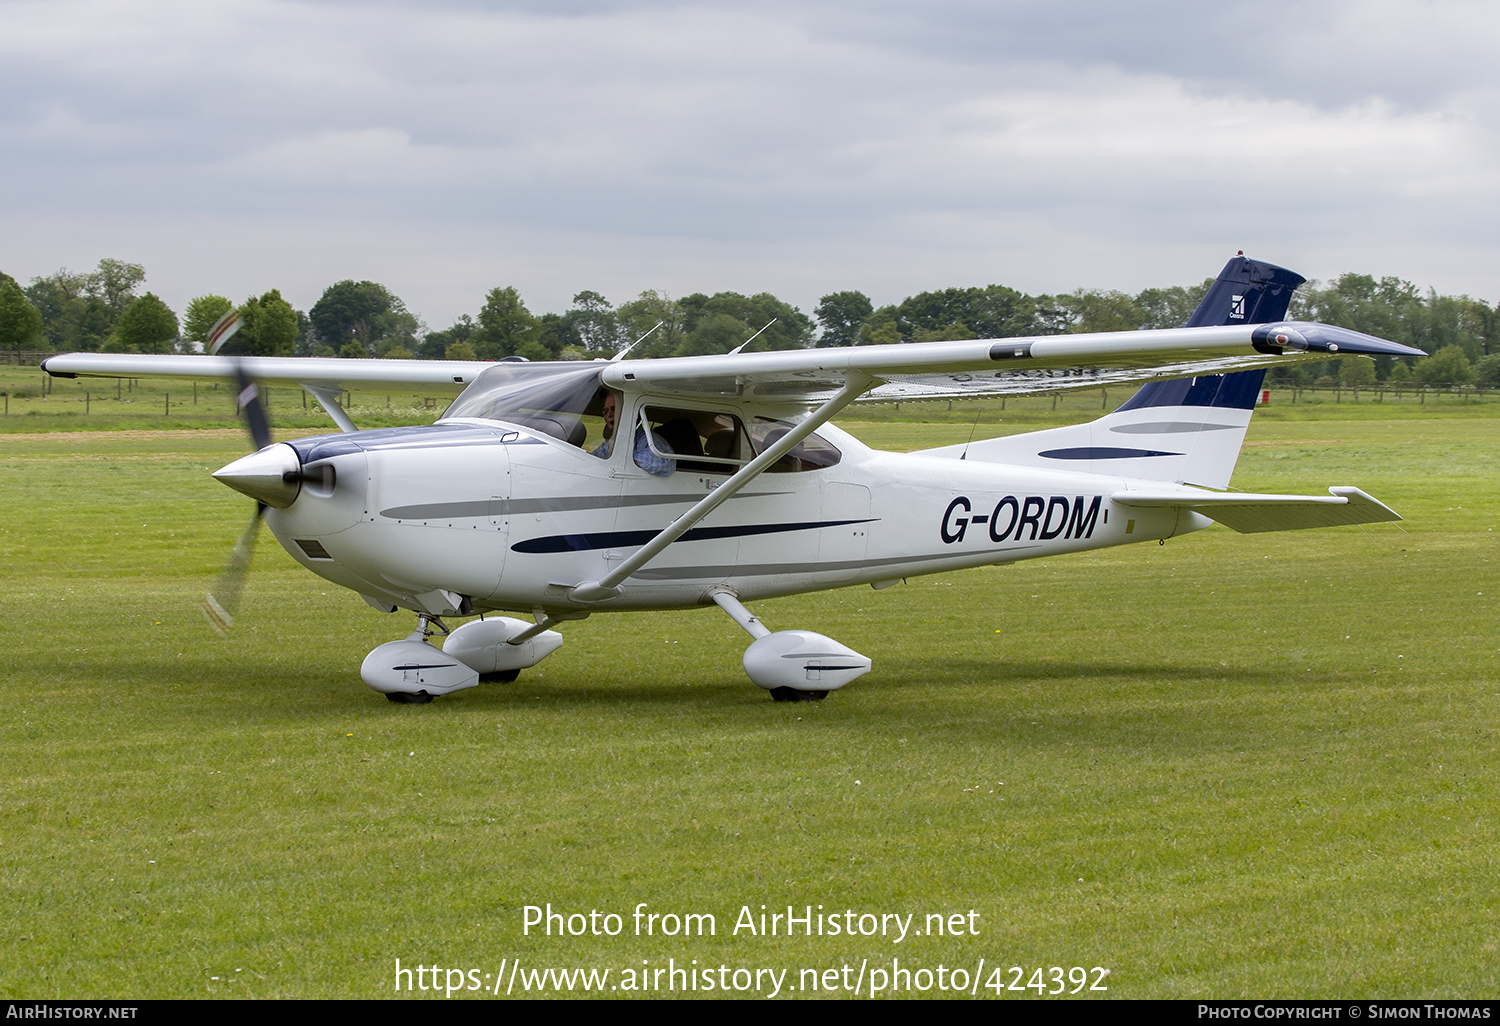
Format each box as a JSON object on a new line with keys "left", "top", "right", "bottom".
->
{"left": 768, "top": 687, "right": 828, "bottom": 703}
{"left": 386, "top": 691, "right": 434, "bottom": 704}
{"left": 481, "top": 669, "right": 521, "bottom": 683}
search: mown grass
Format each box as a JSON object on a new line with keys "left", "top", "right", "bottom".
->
{"left": 0, "top": 406, "right": 1495, "bottom": 999}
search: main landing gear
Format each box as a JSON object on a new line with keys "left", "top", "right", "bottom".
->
{"left": 707, "top": 589, "right": 870, "bottom": 702}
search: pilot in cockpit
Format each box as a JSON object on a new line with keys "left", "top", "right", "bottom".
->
{"left": 591, "top": 389, "right": 676, "bottom": 477}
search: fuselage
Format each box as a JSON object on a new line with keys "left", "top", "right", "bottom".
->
{"left": 259, "top": 409, "right": 1203, "bottom": 617}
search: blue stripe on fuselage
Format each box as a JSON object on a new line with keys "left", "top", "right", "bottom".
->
{"left": 512, "top": 519, "right": 877, "bottom": 554}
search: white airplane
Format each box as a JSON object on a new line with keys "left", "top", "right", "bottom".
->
{"left": 42, "top": 256, "right": 1425, "bottom": 703}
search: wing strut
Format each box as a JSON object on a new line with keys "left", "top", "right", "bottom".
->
{"left": 569, "top": 373, "right": 872, "bottom": 603}
{"left": 300, "top": 383, "right": 358, "bottom": 434}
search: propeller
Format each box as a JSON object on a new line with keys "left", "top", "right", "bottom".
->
{"left": 204, "top": 349, "right": 272, "bottom": 636}
{"left": 203, "top": 499, "right": 265, "bottom": 635}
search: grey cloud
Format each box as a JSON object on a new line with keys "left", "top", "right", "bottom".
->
{"left": 1, "top": 0, "right": 1497, "bottom": 323}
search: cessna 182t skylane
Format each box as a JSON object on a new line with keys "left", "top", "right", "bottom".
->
{"left": 42, "top": 256, "right": 1425, "bottom": 703}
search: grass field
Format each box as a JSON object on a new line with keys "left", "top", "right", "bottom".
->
{"left": 1, "top": 399, "right": 1496, "bottom": 999}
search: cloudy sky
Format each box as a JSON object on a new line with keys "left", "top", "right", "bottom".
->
{"left": 3, "top": 0, "right": 1498, "bottom": 327}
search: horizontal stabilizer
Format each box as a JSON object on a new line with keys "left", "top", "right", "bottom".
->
{"left": 1112, "top": 486, "right": 1402, "bottom": 533}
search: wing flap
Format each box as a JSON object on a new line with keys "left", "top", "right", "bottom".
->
{"left": 1113, "top": 486, "right": 1402, "bottom": 533}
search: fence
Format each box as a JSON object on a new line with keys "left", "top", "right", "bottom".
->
{"left": 1, "top": 351, "right": 54, "bottom": 366}
{"left": 1268, "top": 382, "right": 1495, "bottom": 404}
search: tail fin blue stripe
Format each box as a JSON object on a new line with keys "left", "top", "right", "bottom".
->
{"left": 1116, "top": 369, "right": 1266, "bottom": 412}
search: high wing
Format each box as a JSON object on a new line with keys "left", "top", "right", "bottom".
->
{"left": 40, "top": 323, "right": 1423, "bottom": 413}
{"left": 596, "top": 321, "right": 1423, "bottom": 405}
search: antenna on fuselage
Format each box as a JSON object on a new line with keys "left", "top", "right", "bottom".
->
{"left": 728, "top": 318, "right": 777, "bottom": 356}
{"left": 611, "top": 321, "right": 664, "bottom": 362}
{"left": 959, "top": 407, "right": 983, "bottom": 460}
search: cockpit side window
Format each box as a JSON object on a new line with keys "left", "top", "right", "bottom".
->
{"left": 640, "top": 406, "right": 752, "bottom": 474}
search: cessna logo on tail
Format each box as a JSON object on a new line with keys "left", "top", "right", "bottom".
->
{"left": 941, "top": 495, "right": 1103, "bottom": 545}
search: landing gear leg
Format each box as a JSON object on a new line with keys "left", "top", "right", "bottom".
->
{"left": 707, "top": 588, "right": 869, "bottom": 701}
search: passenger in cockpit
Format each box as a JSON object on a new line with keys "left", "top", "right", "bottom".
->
{"left": 592, "top": 389, "right": 676, "bottom": 476}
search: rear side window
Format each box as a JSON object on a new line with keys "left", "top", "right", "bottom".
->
{"left": 751, "top": 417, "right": 842, "bottom": 472}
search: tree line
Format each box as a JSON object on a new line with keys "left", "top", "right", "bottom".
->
{"left": 2, "top": 259, "right": 1497, "bottom": 385}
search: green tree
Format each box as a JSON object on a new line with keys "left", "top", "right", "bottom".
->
{"left": 90, "top": 258, "right": 147, "bottom": 313}
{"left": 856, "top": 307, "right": 901, "bottom": 346}
{"left": 471, "top": 286, "right": 539, "bottom": 360}
{"left": 1338, "top": 356, "right": 1375, "bottom": 395}
{"left": 565, "top": 290, "right": 621, "bottom": 353}
{"left": 676, "top": 311, "right": 748, "bottom": 357}
{"left": 1474, "top": 354, "right": 1500, "bottom": 387}
{"left": 1055, "top": 290, "right": 1144, "bottom": 334}
{"left": 1414, "top": 344, "right": 1473, "bottom": 384}
{"left": 445, "top": 340, "right": 478, "bottom": 361}
{"left": 55, "top": 297, "right": 115, "bottom": 351}
{"left": 309, "top": 280, "right": 406, "bottom": 354}
{"left": 373, "top": 309, "right": 422, "bottom": 357}
{"left": 182, "top": 295, "right": 234, "bottom": 352}
{"left": 677, "top": 291, "right": 814, "bottom": 355}
{"left": 893, "top": 284, "right": 1051, "bottom": 341}
{"left": 912, "top": 322, "right": 976, "bottom": 342}
{"left": 514, "top": 339, "right": 552, "bottom": 362}
{"left": 112, "top": 293, "right": 179, "bottom": 354}
{"left": 615, "top": 290, "right": 687, "bottom": 358}
{"left": 24, "top": 269, "right": 89, "bottom": 347}
{"left": 0, "top": 273, "right": 44, "bottom": 356}
{"left": 814, "top": 291, "right": 873, "bottom": 347}
{"left": 421, "top": 315, "right": 476, "bottom": 360}
{"left": 1136, "top": 281, "right": 1213, "bottom": 328}
{"left": 25, "top": 263, "right": 134, "bottom": 351}
{"left": 230, "top": 290, "right": 298, "bottom": 357}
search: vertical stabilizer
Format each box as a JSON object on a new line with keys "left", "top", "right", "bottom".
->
{"left": 1184, "top": 254, "right": 1305, "bottom": 327}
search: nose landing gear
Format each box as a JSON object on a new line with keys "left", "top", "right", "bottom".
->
{"left": 362, "top": 610, "right": 568, "bottom": 702}
{"left": 361, "top": 614, "right": 480, "bottom": 702}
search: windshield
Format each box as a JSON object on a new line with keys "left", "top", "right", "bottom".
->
{"left": 441, "top": 363, "right": 605, "bottom": 444}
